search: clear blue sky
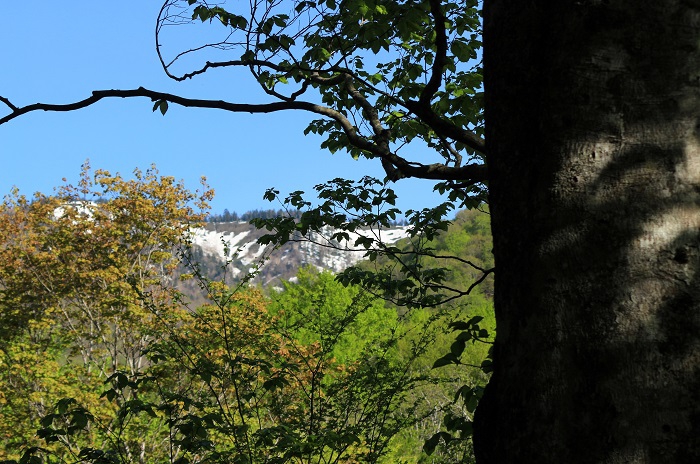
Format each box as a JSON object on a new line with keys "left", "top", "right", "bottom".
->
{"left": 0, "top": 2, "right": 447, "bottom": 215}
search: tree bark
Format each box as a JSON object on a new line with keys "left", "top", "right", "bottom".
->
{"left": 476, "top": 1, "right": 700, "bottom": 462}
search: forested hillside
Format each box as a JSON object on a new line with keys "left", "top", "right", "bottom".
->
{"left": 0, "top": 170, "right": 493, "bottom": 463}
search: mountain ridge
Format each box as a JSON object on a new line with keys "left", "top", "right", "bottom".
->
{"left": 186, "top": 221, "right": 410, "bottom": 287}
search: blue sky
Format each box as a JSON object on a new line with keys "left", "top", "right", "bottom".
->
{"left": 0, "top": 2, "right": 448, "bottom": 215}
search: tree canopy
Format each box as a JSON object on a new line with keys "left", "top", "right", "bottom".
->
{"left": 0, "top": 0, "right": 485, "bottom": 194}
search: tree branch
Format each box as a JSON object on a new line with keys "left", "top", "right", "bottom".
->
{"left": 344, "top": 74, "right": 385, "bottom": 138}
{"left": 420, "top": 0, "right": 448, "bottom": 106}
{"left": 384, "top": 156, "right": 487, "bottom": 182}
{"left": 0, "top": 96, "right": 18, "bottom": 112}
{"left": 404, "top": 99, "right": 485, "bottom": 154}
{"left": 165, "top": 58, "right": 289, "bottom": 82}
{"left": 0, "top": 87, "right": 346, "bottom": 132}
{"left": 0, "top": 87, "right": 487, "bottom": 182}
{"left": 0, "top": 86, "right": 391, "bottom": 165}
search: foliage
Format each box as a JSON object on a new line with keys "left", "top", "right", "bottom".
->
{"left": 254, "top": 185, "right": 495, "bottom": 462}
{"left": 269, "top": 267, "right": 397, "bottom": 364}
{"left": 0, "top": 162, "right": 212, "bottom": 343}
{"left": 253, "top": 177, "right": 493, "bottom": 310}
{"left": 154, "top": 0, "right": 485, "bottom": 178}
{"left": 1, "top": 0, "right": 486, "bottom": 194}
{"left": 0, "top": 164, "right": 212, "bottom": 461}
{"left": 5, "top": 275, "right": 431, "bottom": 463}
{"left": 0, "top": 169, "right": 495, "bottom": 463}
{"left": 0, "top": 0, "right": 491, "bottom": 458}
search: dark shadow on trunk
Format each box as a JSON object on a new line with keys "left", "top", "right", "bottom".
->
{"left": 475, "top": 1, "right": 700, "bottom": 462}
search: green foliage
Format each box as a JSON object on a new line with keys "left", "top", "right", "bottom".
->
{"left": 0, "top": 163, "right": 213, "bottom": 462}
{"left": 45, "top": 278, "right": 429, "bottom": 463}
{"left": 155, "top": 0, "right": 484, "bottom": 185}
{"left": 254, "top": 179, "right": 493, "bottom": 311}
{"left": 254, "top": 186, "right": 494, "bottom": 462}
{"left": 270, "top": 267, "right": 397, "bottom": 364}
{"left": 4, "top": 171, "right": 487, "bottom": 462}
{"left": 1, "top": 0, "right": 492, "bottom": 460}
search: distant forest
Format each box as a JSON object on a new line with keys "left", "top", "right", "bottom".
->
{"left": 207, "top": 208, "right": 409, "bottom": 225}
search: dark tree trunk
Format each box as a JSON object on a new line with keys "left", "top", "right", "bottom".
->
{"left": 475, "top": 1, "right": 700, "bottom": 462}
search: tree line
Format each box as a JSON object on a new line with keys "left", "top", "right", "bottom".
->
{"left": 206, "top": 208, "right": 409, "bottom": 226}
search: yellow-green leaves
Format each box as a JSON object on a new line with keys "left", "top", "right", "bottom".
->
{"left": 0, "top": 164, "right": 212, "bottom": 461}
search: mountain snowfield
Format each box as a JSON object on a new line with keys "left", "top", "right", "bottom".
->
{"left": 189, "top": 221, "right": 410, "bottom": 285}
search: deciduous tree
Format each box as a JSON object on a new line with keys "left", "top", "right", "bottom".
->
{"left": 0, "top": 164, "right": 212, "bottom": 461}
{"left": 2, "top": 1, "right": 699, "bottom": 462}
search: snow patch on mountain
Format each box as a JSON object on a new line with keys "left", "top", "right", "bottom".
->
{"left": 191, "top": 228, "right": 251, "bottom": 258}
{"left": 188, "top": 222, "right": 410, "bottom": 284}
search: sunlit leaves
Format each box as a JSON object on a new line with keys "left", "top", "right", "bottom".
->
{"left": 0, "top": 163, "right": 212, "bottom": 461}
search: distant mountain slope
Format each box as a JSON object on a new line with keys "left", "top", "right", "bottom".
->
{"left": 185, "top": 221, "right": 410, "bottom": 287}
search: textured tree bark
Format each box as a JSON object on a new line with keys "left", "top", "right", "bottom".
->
{"left": 475, "top": 1, "right": 700, "bottom": 462}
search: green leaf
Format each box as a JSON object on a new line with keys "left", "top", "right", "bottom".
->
{"left": 432, "top": 353, "right": 458, "bottom": 369}
{"left": 319, "top": 48, "right": 331, "bottom": 62}
{"left": 158, "top": 100, "right": 168, "bottom": 115}
{"left": 115, "top": 372, "right": 129, "bottom": 389}
{"left": 273, "top": 14, "right": 288, "bottom": 27}
{"left": 449, "top": 320, "right": 470, "bottom": 330}
{"left": 70, "top": 411, "right": 90, "bottom": 430}
{"left": 466, "top": 394, "right": 479, "bottom": 413}
{"left": 451, "top": 40, "right": 473, "bottom": 61}
{"left": 40, "top": 414, "right": 55, "bottom": 428}
{"left": 262, "top": 376, "right": 287, "bottom": 391}
{"left": 423, "top": 431, "right": 452, "bottom": 455}
{"left": 450, "top": 339, "right": 466, "bottom": 357}
{"left": 56, "top": 398, "right": 76, "bottom": 414}
{"left": 101, "top": 388, "right": 117, "bottom": 401}
{"left": 454, "top": 384, "right": 472, "bottom": 403}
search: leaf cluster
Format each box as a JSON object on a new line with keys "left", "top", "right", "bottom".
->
{"left": 154, "top": 0, "right": 485, "bottom": 185}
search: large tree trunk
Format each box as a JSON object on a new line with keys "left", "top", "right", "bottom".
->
{"left": 475, "top": 1, "right": 700, "bottom": 462}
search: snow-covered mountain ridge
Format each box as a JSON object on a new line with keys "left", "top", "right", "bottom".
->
{"left": 188, "top": 221, "right": 410, "bottom": 286}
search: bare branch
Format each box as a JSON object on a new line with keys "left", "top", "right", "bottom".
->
{"left": 167, "top": 58, "right": 288, "bottom": 81}
{"left": 465, "top": 267, "right": 495, "bottom": 295}
{"left": 0, "top": 96, "right": 17, "bottom": 112}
